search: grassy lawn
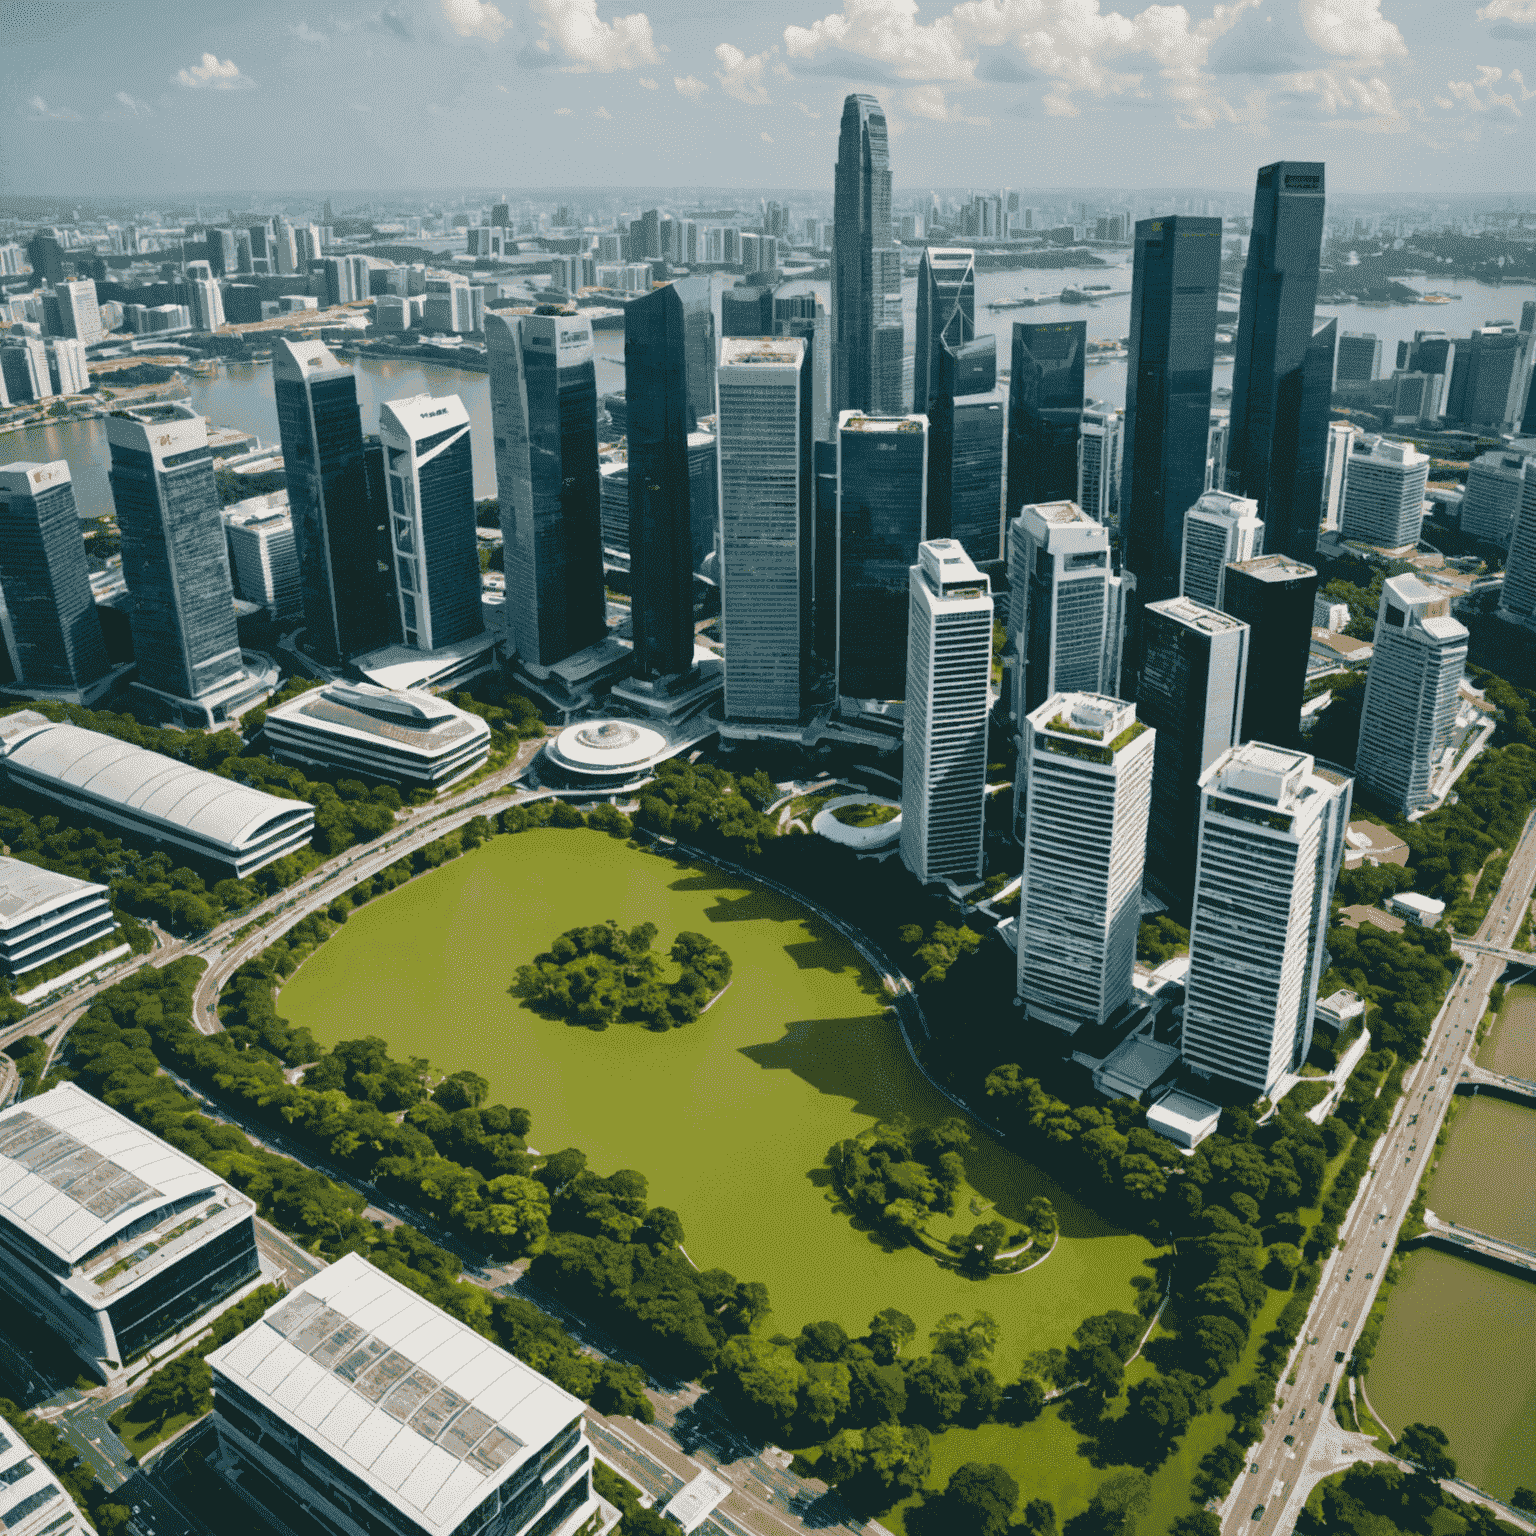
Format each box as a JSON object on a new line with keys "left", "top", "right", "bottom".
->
{"left": 109, "top": 1403, "right": 200, "bottom": 1461}
{"left": 1483, "top": 982, "right": 1536, "bottom": 1079}
{"left": 280, "top": 830, "right": 1160, "bottom": 1367}
{"left": 830, "top": 801, "right": 899, "bottom": 828}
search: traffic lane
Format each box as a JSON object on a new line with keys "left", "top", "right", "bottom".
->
{"left": 255, "top": 1219, "right": 323, "bottom": 1287}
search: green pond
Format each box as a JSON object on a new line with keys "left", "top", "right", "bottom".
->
{"left": 1421, "top": 1096, "right": 1536, "bottom": 1246}
{"left": 1484, "top": 984, "right": 1536, "bottom": 1080}
{"left": 279, "top": 830, "right": 1159, "bottom": 1383}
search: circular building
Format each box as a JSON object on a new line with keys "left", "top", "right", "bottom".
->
{"left": 812, "top": 794, "right": 903, "bottom": 850}
{"left": 541, "top": 718, "right": 672, "bottom": 790}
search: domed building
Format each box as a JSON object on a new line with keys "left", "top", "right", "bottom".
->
{"left": 539, "top": 718, "right": 675, "bottom": 791}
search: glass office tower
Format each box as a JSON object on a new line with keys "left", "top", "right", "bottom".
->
{"left": 927, "top": 337, "right": 1005, "bottom": 563}
{"left": 832, "top": 94, "right": 903, "bottom": 416}
{"left": 1226, "top": 163, "right": 1329, "bottom": 561}
{"left": 1007, "top": 321, "right": 1086, "bottom": 517}
{"left": 485, "top": 311, "right": 605, "bottom": 669}
{"left": 913, "top": 248, "right": 976, "bottom": 414}
{"left": 1121, "top": 216, "right": 1223, "bottom": 608}
{"left": 837, "top": 412, "right": 928, "bottom": 701}
{"left": 273, "top": 339, "right": 392, "bottom": 664}
{"left": 1220, "top": 554, "right": 1318, "bottom": 749}
{"left": 0, "top": 460, "right": 109, "bottom": 691}
{"left": 626, "top": 278, "right": 715, "bottom": 680}
{"left": 813, "top": 440, "right": 838, "bottom": 663}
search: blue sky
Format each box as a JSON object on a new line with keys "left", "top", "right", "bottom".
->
{"left": 2, "top": 0, "right": 1531, "bottom": 196}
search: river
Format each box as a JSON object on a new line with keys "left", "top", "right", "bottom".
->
{"left": 3, "top": 270, "right": 1531, "bottom": 520}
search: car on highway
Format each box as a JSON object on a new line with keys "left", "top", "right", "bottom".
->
{"left": 1252, "top": 1507, "right": 1265, "bottom": 1521}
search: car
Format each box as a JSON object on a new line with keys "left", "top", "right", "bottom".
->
{"left": 1366, "top": 1272, "right": 1373, "bottom": 1280}
{"left": 1335, "top": 1350, "right": 1346, "bottom": 1363}
{"left": 1299, "top": 1409, "right": 1306, "bottom": 1419}
{"left": 1284, "top": 1435, "right": 1295, "bottom": 1447}
{"left": 1251, "top": 1463, "right": 1260, "bottom": 1474}
{"left": 1319, "top": 1387, "right": 1329, "bottom": 1403}
{"left": 1253, "top": 1507, "right": 1266, "bottom": 1521}
{"left": 1382, "top": 1239, "right": 1389, "bottom": 1247}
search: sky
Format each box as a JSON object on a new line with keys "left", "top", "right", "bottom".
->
{"left": 2, "top": 0, "right": 1533, "bottom": 198}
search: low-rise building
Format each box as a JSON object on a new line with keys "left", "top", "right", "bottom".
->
{"left": 661, "top": 1470, "right": 731, "bottom": 1533}
{"left": 263, "top": 681, "right": 491, "bottom": 791}
{"left": 1146, "top": 1088, "right": 1222, "bottom": 1150}
{"left": 0, "top": 1082, "right": 262, "bottom": 1374}
{"left": 0, "top": 857, "right": 118, "bottom": 979}
{"left": 1389, "top": 891, "right": 1446, "bottom": 928}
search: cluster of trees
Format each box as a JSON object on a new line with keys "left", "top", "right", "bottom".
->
{"left": 1321, "top": 921, "right": 1456, "bottom": 1062}
{"left": 514, "top": 921, "right": 732, "bottom": 1030}
{"left": 635, "top": 759, "right": 780, "bottom": 858}
{"left": 1298, "top": 1455, "right": 1517, "bottom": 1536}
{"left": 0, "top": 1396, "right": 129, "bottom": 1535}
{"left": 1136, "top": 916, "right": 1190, "bottom": 965}
{"left": 828, "top": 1114, "right": 969, "bottom": 1241}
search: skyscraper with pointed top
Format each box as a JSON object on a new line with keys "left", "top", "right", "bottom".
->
{"left": 832, "top": 94, "right": 903, "bottom": 416}
{"left": 913, "top": 248, "right": 975, "bottom": 414}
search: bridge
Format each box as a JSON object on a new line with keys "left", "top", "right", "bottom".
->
{"left": 1457, "top": 1061, "right": 1536, "bottom": 1105}
{"left": 1453, "top": 938, "right": 1536, "bottom": 969}
{"left": 1415, "top": 1211, "right": 1536, "bottom": 1279}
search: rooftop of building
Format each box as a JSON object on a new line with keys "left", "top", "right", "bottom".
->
{"left": 1147, "top": 1088, "right": 1222, "bottom": 1139}
{"left": 1150, "top": 595, "right": 1246, "bottom": 633}
{"left": 273, "top": 336, "right": 348, "bottom": 382}
{"left": 719, "top": 337, "right": 804, "bottom": 366}
{"left": 1188, "top": 489, "right": 1259, "bottom": 519}
{"left": 661, "top": 1470, "right": 732, "bottom": 1532}
{"left": 379, "top": 393, "right": 470, "bottom": 443}
{"left": 1352, "top": 434, "right": 1430, "bottom": 466}
{"left": 207, "top": 1251, "right": 587, "bottom": 1536}
{"left": 223, "top": 490, "right": 291, "bottom": 528}
{"left": 1391, "top": 891, "right": 1447, "bottom": 915}
{"left": 1228, "top": 553, "right": 1317, "bottom": 582}
{"left": 838, "top": 412, "right": 925, "bottom": 433}
{"left": 0, "top": 857, "right": 106, "bottom": 932}
{"left": 267, "top": 682, "right": 489, "bottom": 755}
{"left": 352, "top": 633, "right": 499, "bottom": 694}
{"left": 1207, "top": 741, "right": 1313, "bottom": 805}
{"left": 0, "top": 460, "right": 71, "bottom": 495}
{"left": 110, "top": 401, "right": 197, "bottom": 425}
{"left": 1316, "top": 988, "right": 1367, "bottom": 1022}
{"left": 1020, "top": 499, "right": 1091, "bottom": 526}
{"left": 1032, "top": 692, "right": 1141, "bottom": 745}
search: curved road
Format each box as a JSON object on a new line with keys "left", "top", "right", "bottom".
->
{"left": 1224, "top": 810, "right": 1536, "bottom": 1536}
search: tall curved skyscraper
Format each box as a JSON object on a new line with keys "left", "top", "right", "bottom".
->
{"left": 832, "top": 94, "right": 903, "bottom": 416}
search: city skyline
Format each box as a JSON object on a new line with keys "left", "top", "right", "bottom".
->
{"left": 2, "top": 0, "right": 1528, "bottom": 196}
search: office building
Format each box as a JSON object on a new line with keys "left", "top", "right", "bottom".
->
{"left": 1180, "top": 490, "right": 1263, "bottom": 609}
{"left": 0, "top": 857, "right": 118, "bottom": 982}
{"left": 1182, "top": 744, "right": 1351, "bottom": 1094}
{"left": 1006, "top": 321, "right": 1086, "bottom": 517}
{"left": 1220, "top": 554, "right": 1318, "bottom": 749}
{"left": 1339, "top": 434, "right": 1430, "bottom": 549}
{"left": 1356, "top": 574, "right": 1469, "bottom": 815}
{"left": 25, "top": 232, "right": 64, "bottom": 286}
{"left": 379, "top": 394, "right": 481, "bottom": 653}
{"left": 1498, "top": 472, "right": 1536, "bottom": 630}
{"left": 206, "top": 1252, "right": 601, "bottom": 1536}
{"left": 1460, "top": 450, "right": 1529, "bottom": 546}
{"left": 1205, "top": 411, "right": 1230, "bottom": 494}
{"left": 832, "top": 94, "right": 903, "bottom": 415}
{"left": 188, "top": 277, "right": 225, "bottom": 332}
{"left": 1446, "top": 323, "right": 1534, "bottom": 430}
{"left": 1336, "top": 331, "right": 1381, "bottom": 383}
{"left": 837, "top": 411, "right": 928, "bottom": 701}
{"left": 1226, "top": 163, "right": 1328, "bottom": 561}
{"left": 926, "top": 337, "right": 1005, "bottom": 562}
{"left": 45, "top": 338, "right": 88, "bottom": 396}
{"left": 223, "top": 492, "right": 302, "bottom": 619}
{"left": 486, "top": 312, "right": 606, "bottom": 670}
{"left": 913, "top": 248, "right": 975, "bottom": 413}
{"left": 0, "top": 1080, "right": 262, "bottom": 1374}
{"left": 1121, "top": 217, "right": 1222, "bottom": 606}
{"left": 1015, "top": 693, "right": 1155, "bottom": 1033}
{"left": 900, "top": 541, "right": 992, "bottom": 885}
{"left": 273, "top": 340, "right": 393, "bottom": 664}
{"left": 721, "top": 286, "right": 774, "bottom": 338}
{"left": 264, "top": 680, "right": 491, "bottom": 791}
{"left": 1138, "top": 597, "right": 1249, "bottom": 911}
{"left": 774, "top": 293, "right": 833, "bottom": 443}
{"left": 718, "top": 336, "right": 812, "bottom": 722}
{"left": 1321, "top": 419, "right": 1353, "bottom": 531}
{"left": 1, "top": 337, "right": 52, "bottom": 404}
{"left": 626, "top": 278, "right": 715, "bottom": 680}
{"left": 107, "top": 404, "right": 263, "bottom": 725}
{"left": 0, "top": 461, "right": 110, "bottom": 694}
{"left": 1078, "top": 404, "right": 1123, "bottom": 526}
{"left": 43, "top": 279, "right": 103, "bottom": 346}
{"left": 813, "top": 439, "right": 838, "bottom": 662}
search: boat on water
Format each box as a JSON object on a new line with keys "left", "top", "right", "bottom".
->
{"left": 1060, "top": 283, "right": 1118, "bottom": 304}
{"left": 986, "top": 293, "right": 1044, "bottom": 310}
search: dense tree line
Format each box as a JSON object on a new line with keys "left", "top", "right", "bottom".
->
{"left": 1298, "top": 1456, "right": 1519, "bottom": 1536}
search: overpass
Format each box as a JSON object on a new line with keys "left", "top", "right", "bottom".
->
{"left": 1456, "top": 1061, "right": 1536, "bottom": 1105}
{"left": 1453, "top": 938, "right": 1536, "bottom": 970}
{"left": 1414, "top": 1211, "right": 1536, "bottom": 1280}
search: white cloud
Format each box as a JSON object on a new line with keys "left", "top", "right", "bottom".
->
{"left": 1477, "top": 0, "right": 1536, "bottom": 17}
{"left": 785, "top": 0, "right": 971, "bottom": 81}
{"left": 715, "top": 42, "right": 775, "bottom": 103}
{"left": 901, "top": 83, "right": 988, "bottom": 123}
{"left": 439, "top": 0, "right": 507, "bottom": 40}
{"left": 1298, "top": 0, "right": 1407, "bottom": 64}
{"left": 289, "top": 21, "right": 328, "bottom": 44}
{"left": 638, "top": 76, "right": 658, "bottom": 87}
{"left": 529, "top": 0, "right": 660, "bottom": 71}
{"left": 1281, "top": 67, "right": 1406, "bottom": 130}
{"left": 793, "top": 99, "right": 820, "bottom": 116}
{"left": 761, "top": 130, "right": 774, "bottom": 140}
{"left": 594, "top": 104, "right": 613, "bottom": 116}
{"left": 674, "top": 74, "right": 708, "bottom": 97}
{"left": 21, "top": 95, "right": 80, "bottom": 121}
{"left": 174, "top": 52, "right": 254, "bottom": 89}
{"left": 112, "top": 91, "right": 153, "bottom": 117}
{"left": 1443, "top": 64, "right": 1524, "bottom": 116}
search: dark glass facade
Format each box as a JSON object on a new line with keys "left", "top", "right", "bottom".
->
{"left": 814, "top": 440, "right": 838, "bottom": 663}
{"left": 1006, "top": 321, "right": 1086, "bottom": 516}
{"left": 837, "top": 417, "right": 926, "bottom": 700}
{"left": 627, "top": 279, "right": 714, "bottom": 679}
{"left": 1220, "top": 556, "right": 1318, "bottom": 748}
{"left": 415, "top": 431, "right": 480, "bottom": 648}
{"left": 0, "top": 469, "right": 109, "bottom": 689}
{"left": 1227, "top": 162, "right": 1327, "bottom": 561}
{"left": 913, "top": 248, "right": 975, "bottom": 413}
{"left": 1121, "top": 217, "right": 1223, "bottom": 607}
{"left": 926, "top": 338, "right": 1005, "bottom": 563}
{"left": 721, "top": 286, "right": 774, "bottom": 338}
{"left": 273, "top": 348, "right": 393, "bottom": 663}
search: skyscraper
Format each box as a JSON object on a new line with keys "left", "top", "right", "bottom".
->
{"left": 1461, "top": 451, "right": 1530, "bottom": 547}
{"left": 485, "top": 312, "right": 605, "bottom": 670}
{"left": 913, "top": 248, "right": 975, "bottom": 413}
{"left": 774, "top": 293, "right": 832, "bottom": 442}
{"left": 1226, "top": 163, "right": 1329, "bottom": 561}
{"left": 901, "top": 541, "right": 992, "bottom": 885}
{"left": 43, "top": 280, "right": 103, "bottom": 347}
{"left": 1006, "top": 321, "right": 1086, "bottom": 517}
{"left": 187, "top": 277, "right": 225, "bottom": 333}
{"left": 718, "top": 336, "right": 812, "bottom": 722}
{"left": 0, "top": 460, "right": 110, "bottom": 693}
{"left": 1446, "top": 323, "right": 1535, "bottom": 430}
{"left": 1321, "top": 419, "right": 1354, "bottom": 532}
{"left": 108, "top": 403, "right": 251, "bottom": 724}
{"left": 926, "top": 337, "right": 1005, "bottom": 562}
{"left": 1220, "top": 554, "right": 1318, "bottom": 750}
{"left": 1180, "top": 490, "right": 1263, "bottom": 610}
{"left": 1205, "top": 411, "right": 1230, "bottom": 494}
{"left": 273, "top": 340, "right": 392, "bottom": 664}
{"left": 721, "top": 286, "right": 774, "bottom": 339}
{"left": 1339, "top": 434, "right": 1430, "bottom": 549}
{"left": 1078, "top": 403, "right": 1123, "bottom": 526}
{"left": 626, "top": 278, "right": 716, "bottom": 680}
{"left": 1138, "top": 596, "right": 1249, "bottom": 911}
{"left": 1356, "top": 574, "right": 1469, "bottom": 815}
{"left": 1182, "top": 743, "right": 1351, "bottom": 1095}
{"left": 1016, "top": 693, "right": 1155, "bottom": 1033}
{"left": 1121, "top": 217, "right": 1222, "bottom": 608}
{"left": 837, "top": 411, "right": 927, "bottom": 701}
{"left": 832, "top": 94, "right": 903, "bottom": 415}
{"left": 813, "top": 440, "right": 838, "bottom": 662}
{"left": 1497, "top": 471, "right": 1536, "bottom": 631}
{"left": 1335, "top": 331, "right": 1381, "bottom": 383}
{"left": 378, "top": 394, "right": 481, "bottom": 652}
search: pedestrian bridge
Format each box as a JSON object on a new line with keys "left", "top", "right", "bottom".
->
{"left": 1456, "top": 1062, "right": 1536, "bottom": 1106}
{"left": 1454, "top": 939, "right": 1536, "bottom": 970}
{"left": 1415, "top": 1212, "right": 1536, "bottom": 1281}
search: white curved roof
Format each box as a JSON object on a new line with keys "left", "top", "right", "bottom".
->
{"left": 0, "top": 714, "right": 312, "bottom": 856}
{"left": 548, "top": 719, "right": 667, "bottom": 775}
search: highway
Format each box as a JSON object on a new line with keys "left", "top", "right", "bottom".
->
{"left": 1224, "top": 809, "right": 1536, "bottom": 1535}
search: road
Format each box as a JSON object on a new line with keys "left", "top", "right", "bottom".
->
{"left": 1225, "top": 808, "right": 1536, "bottom": 1536}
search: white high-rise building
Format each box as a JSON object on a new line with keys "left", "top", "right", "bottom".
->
{"left": 44, "top": 337, "right": 88, "bottom": 395}
{"left": 345, "top": 254, "right": 372, "bottom": 304}
{"left": 1356, "top": 574, "right": 1469, "bottom": 815}
{"left": 1499, "top": 470, "right": 1536, "bottom": 631}
{"left": 1077, "top": 403, "right": 1124, "bottom": 524}
{"left": 900, "top": 540, "right": 993, "bottom": 885}
{"left": 223, "top": 492, "right": 302, "bottom": 618}
{"left": 1182, "top": 743, "right": 1352, "bottom": 1094}
{"left": 49, "top": 279, "right": 102, "bottom": 346}
{"left": 1205, "top": 410, "right": 1230, "bottom": 494}
{"left": 1180, "top": 490, "right": 1263, "bottom": 610}
{"left": 0, "top": 337, "right": 53, "bottom": 404}
{"left": 1015, "top": 692, "right": 1155, "bottom": 1033}
{"left": 1461, "top": 450, "right": 1529, "bottom": 547}
{"left": 1340, "top": 434, "right": 1431, "bottom": 549}
{"left": 188, "top": 276, "right": 226, "bottom": 332}
{"left": 272, "top": 218, "right": 298, "bottom": 275}
{"left": 1321, "top": 419, "right": 1354, "bottom": 532}
{"left": 718, "top": 336, "right": 810, "bottom": 723}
